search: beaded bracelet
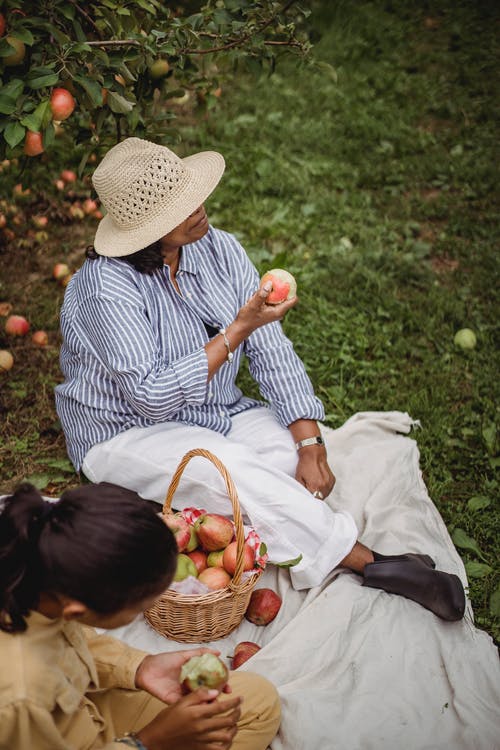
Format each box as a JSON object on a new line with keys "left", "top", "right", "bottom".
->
{"left": 218, "top": 327, "right": 233, "bottom": 363}
{"left": 114, "top": 732, "right": 148, "bottom": 749}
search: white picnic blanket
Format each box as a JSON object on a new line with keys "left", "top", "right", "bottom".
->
{"left": 108, "top": 411, "right": 500, "bottom": 750}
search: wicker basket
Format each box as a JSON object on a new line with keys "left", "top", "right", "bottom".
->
{"left": 144, "top": 448, "right": 262, "bottom": 642}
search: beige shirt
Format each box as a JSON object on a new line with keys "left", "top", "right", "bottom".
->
{"left": 0, "top": 610, "right": 148, "bottom": 750}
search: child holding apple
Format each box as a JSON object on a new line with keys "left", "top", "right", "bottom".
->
{"left": 0, "top": 482, "right": 281, "bottom": 750}
{"left": 55, "top": 137, "right": 465, "bottom": 622}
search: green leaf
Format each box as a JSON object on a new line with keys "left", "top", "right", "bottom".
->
{"left": 0, "top": 95, "right": 17, "bottom": 115}
{"left": 1, "top": 79, "right": 24, "bottom": 98}
{"left": 8, "top": 28, "right": 35, "bottom": 46}
{"left": 490, "top": 584, "right": 500, "bottom": 619}
{"left": 275, "top": 553, "right": 303, "bottom": 568}
{"left": 36, "top": 458, "right": 75, "bottom": 472}
{"left": 467, "top": 495, "right": 491, "bottom": 512}
{"left": 4, "top": 121, "right": 25, "bottom": 149}
{"left": 27, "top": 73, "right": 59, "bottom": 90}
{"left": 107, "top": 90, "right": 134, "bottom": 114}
{"left": 482, "top": 421, "right": 497, "bottom": 455}
{"left": 452, "top": 528, "right": 488, "bottom": 562}
{"left": 20, "top": 100, "right": 50, "bottom": 131}
{"left": 74, "top": 75, "right": 106, "bottom": 106}
{"left": 23, "top": 474, "right": 52, "bottom": 491}
{"left": 464, "top": 561, "right": 492, "bottom": 579}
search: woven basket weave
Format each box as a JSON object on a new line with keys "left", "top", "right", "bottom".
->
{"left": 144, "top": 448, "right": 262, "bottom": 643}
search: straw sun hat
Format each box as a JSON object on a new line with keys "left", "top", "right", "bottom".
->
{"left": 91, "top": 137, "right": 225, "bottom": 257}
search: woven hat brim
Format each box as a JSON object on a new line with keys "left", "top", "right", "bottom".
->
{"left": 93, "top": 150, "right": 225, "bottom": 257}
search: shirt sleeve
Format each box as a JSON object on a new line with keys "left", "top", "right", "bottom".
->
{"left": 71, "top": 295, "right": 209, "bottom": 421}
{"left": 82, "top": 627, "right": 148, "bottom": 690}
{"left": 225, "top": 238, "right": 325, "bottom": 426}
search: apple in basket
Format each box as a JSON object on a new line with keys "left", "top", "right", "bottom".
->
{"left": 245, "top": 588, "right": 282, "bottom": 626}
{"left": 173, "top": 553, "right": 198, "bottom": 582}
{"left": 187, "top": 549, "right": 208, "bottom": 574}
{"left": 194, "top": 513, "right": 234, "bottom": 552}
{"left": 180, "top": 653, "right": 229, "bottom": 692}
{"left": 222, "top": 541, "right": 255, "bottom": 576}
{"left": 232, "top": 641, "right": 261, "bottom": 669}
{"left": 207, "top": 549, "right": 225, "bottom": 568}
{"left": 162, "top": 513, "right": 191, "bottom": 552}
{"left": 198, "top": 567, "right": 231, "bottom": 591}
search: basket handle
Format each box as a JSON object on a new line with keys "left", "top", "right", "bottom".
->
{"left": 163, "top": 448, "right": 247, "bottom": 586}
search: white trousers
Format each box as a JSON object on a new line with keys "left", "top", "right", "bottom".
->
{"left": 82, "top": 407, "right": 358, "bottom": 590}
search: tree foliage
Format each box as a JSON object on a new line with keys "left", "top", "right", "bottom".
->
{"left": 0, "top": 0, "right": 311, "bottom": 167}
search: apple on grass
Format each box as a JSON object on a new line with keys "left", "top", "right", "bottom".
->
{"left": 0, "top": 350, "right": 14, "bottom": 372}
{"left": 245, "top": 588, "right": 282, "bottom": 625}
{"left": 5, "top": 315, "right": 29, "bottom": 336}
{"left": 180, "top": 654, "right": 229, "bottom": 693}
{"left": 32, "top": 330, "right": 48, "bottom": 347}
{"left": 232, "top": 641, "right": 261, "bottom": 669}
{"left": 194, "top": 513, "right": 234, "bottom": 552}
{"left": 260, "top": 268, "right": 297, "bottom": 305}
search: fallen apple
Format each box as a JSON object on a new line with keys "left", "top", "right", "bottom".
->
{"left": 53, "top": 263, "right": 71, "bottom": 281}
{"left": 260, "top": 268, "right": 297, "bottom": 305}
{"left": 173, "top": 553, "right": 198, "bottom": 582}
{"left": 32, "top": 330, "right": 48, "bottom": 347}
{"left": 180, "top": 653, "right": 229, "bottom": 693}
{"left": 194, "top": 513, "right": 234, "bottom": 552}
{"left": 245, "top": 588, "right": 282, "bottom": 626}
{"left": 60, "top": 169, "right": 77, "bottom": 183}
{"left": 454, "top": 328, "right": 477, "bottom": 350}
{"left": 162, "top": 513, "right": 192, "bottom": 552}
{"left": 198, "top": 567, "right": 231, "bottom": 591}
{"left": 232, "top": 641, "right": 261, "bottom": 669}
{"left": 5, "top": 314, "right": 29, "bottom": 336}
{"left": 222, "top": 541, "right": 255, "bottom": 576}
{"left": 0, "top": 350, "right": 14, "bottom": 372}
{"left": 32, "top": 215, "right": 48, "bottom": 229}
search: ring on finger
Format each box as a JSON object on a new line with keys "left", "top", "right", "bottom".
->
{"left": 313, "top": 490, "right": 324, "bottom": 500}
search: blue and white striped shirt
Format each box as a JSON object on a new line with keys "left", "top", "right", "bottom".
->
{"left": 55, "top": 227, "right": 324, "bottom": 470}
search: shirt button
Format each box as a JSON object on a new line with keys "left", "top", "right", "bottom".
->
{"left": 219, "top": 409, "right": 225, "bottom": 417}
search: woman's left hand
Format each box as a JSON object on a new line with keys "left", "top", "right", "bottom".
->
{"left": 135, "top": 648, "right": 231, "bottom": 704}
{"left": 295, "top": 446, "right": 336, "bottom": 500}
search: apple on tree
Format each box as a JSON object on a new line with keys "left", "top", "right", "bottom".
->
{"left": 50, "top": 88, "right": 76, "bottom": 121}
{"left": 24, "top": 131, "right": 44, "bottom": 157}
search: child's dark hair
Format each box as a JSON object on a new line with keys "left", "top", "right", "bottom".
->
{"left": 86, "top": 239, "right": 163, "bottom": 275}
{"left": 0, "top": 482, "right": 177, "bottom": 633}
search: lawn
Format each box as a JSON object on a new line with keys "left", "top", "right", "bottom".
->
{"left": 0, "top": 0, "right": 498, "bottom": 640}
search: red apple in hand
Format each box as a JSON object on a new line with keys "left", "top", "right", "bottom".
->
{"left": 260, "top": 268, "right": 297, "bottom": 305}
{"left": 162, "top": 513, "right": 192, "bottom": 552}
{"left": 180, "top": 654, "right": 229, "bottom": 692}
{"left": 245, "top": 588, "right": 282, "bottom": 625}
{"left": 194, "top": 513, "right": 234, "bottom": 551}
{"left": 222, "top": 541, "right": 255, "bottom": 576}
{"left": 232, "top": 641, "right": 261, "bottom": 669}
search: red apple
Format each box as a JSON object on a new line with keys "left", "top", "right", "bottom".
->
{"left": 50, "top": 88, "right": 76, "bottom": 121}
{"left": 24, "top": 131, "right": 44, "bottom": 157}
{"left": 260, "top": 268, "right": 297, "bottom": 305}
{"left": 180, "top": 654, "right": 229, "bottom": 693}
{"left": 222, "top": 541, "right": 255, "bottom": 576}
{"left": 60, "top": 169, "right": 77, "bottom": 183}
{"left": 53, "top": 262, "right": 71, "bottom": 281}
{"left": 32, "top": 215, "right": 48, "bottom": 229}
{"left": 187, "top": 549, "right": 208, "bottom": 575}
{"left": 194, "top": 513, "right": 234, "bottom": 552}
{"left": 0, "top": 214, "right": 6, "bottom": 229}
{"left": 5, "top": 314, "right": 29, "bottom": 336}
{"left": 232, "top": 641, "right": 261, "bottom": 669}
{"left": 0, "top": 350, "right": 14, "bottom": 372}
{"left": 162, "top": 513, "right": 192, "bottom": 552}
{"left": 82, "top": 198, "right": 98, "bottom": 215}
{"left": 198, "top": 567, "right": 231, "bottom": 591}
{"left": 0, "top": 302, "right": 13, "bottom": 316}
{"left": 206, "top": 549, "right": 225, "bottom": 568}
{"left": 245, "top": 588, "right": 282, "bottom": 626}
{"left": 32, "top": 330, "right": 48, "bottom": 347}
{"left": 0, "top": 13, "right": 6, "bottom": 37}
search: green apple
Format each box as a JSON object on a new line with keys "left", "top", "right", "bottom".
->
{"left": 173, "top": 553, "right": 198, "bottom": 581}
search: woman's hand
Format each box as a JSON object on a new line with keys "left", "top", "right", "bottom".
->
{"left": 135, "top": 689, "right": 242, "bottom": 750}
{"left": 232, "top": 282, "right": 297, "bottom": 338}
{"left": 135, "top": 648, "right": 230, "bottom": 705}
{"left": 295, "top": 445, "right": 336, "bottom": 499}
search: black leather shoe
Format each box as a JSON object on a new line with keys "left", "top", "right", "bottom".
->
{"left": 363, "top": 555, "right": 466, "bottom": 621}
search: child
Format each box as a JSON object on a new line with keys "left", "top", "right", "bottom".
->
{"left": 0, "top": 482, "right": 280, "bottom": 750}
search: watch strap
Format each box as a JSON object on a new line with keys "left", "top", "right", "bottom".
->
{"left": 295, "top": 436, "right": 325, "bottom": 451}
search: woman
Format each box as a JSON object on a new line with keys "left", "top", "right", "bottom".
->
{"left": 55, "top": 137, "right": 465, "bottom": 620}
{"left": 0, "top": 482, "right": 281, "bottom": 750}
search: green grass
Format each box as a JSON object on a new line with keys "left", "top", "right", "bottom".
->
{"left": 0, "top": 0, "right": 498, "bottom": 639}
